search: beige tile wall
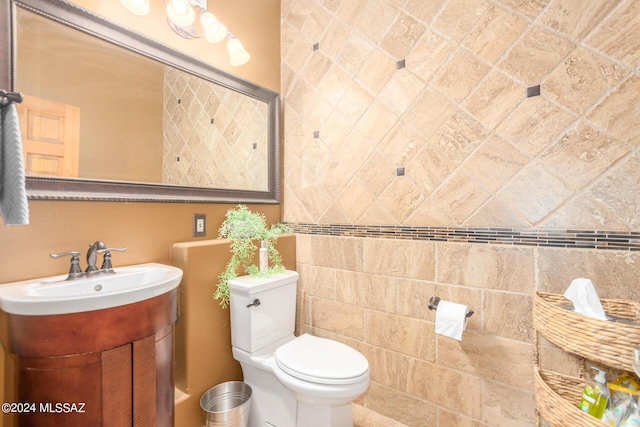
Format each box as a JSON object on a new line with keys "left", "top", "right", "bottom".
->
{"left": 282, "top": 0, "right": 640, "bottom": 426}
{"left": 162, "top": 68, "right": 269, "bottom": 190}
{"left": 282, "top": 0, "right": 640, "bottom": 228}
{"left": 296, "top": 235, "right": 640, "bottom": 426}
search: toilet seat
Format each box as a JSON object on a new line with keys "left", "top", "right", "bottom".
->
{"left": 274, "top": 334, "right": 369, "bottom": 385}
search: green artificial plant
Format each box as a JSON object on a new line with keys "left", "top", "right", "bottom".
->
{"left": 215, "top": 205, "right": 292, "bottom": 308}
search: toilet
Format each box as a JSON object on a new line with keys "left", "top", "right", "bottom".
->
{"left": 229, "top": 270, "right": 370, "bottom": 427}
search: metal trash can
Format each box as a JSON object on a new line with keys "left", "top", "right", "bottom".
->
{"left": 200, "top": 381, "right": 252, "bottom": 427}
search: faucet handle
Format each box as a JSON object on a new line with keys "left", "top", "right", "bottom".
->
{"left": 50, "top": 251, "right": 82, "bottom": 279}
{"left": 50, "top": 250, "right": 81, "bottom": 259}
{"left": 98, "top": 247, "right": 127, "bottom": 271}
{"left": 97, "top": 247, "right": 127, "bottom": 253}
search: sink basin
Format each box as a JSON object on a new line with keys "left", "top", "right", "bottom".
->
{"left": 0, "top": 263, "right": 183, "bottom": 315}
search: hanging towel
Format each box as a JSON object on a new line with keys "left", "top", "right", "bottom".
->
{"left": 0, "top": 102, "right": 29, "bottom": 226}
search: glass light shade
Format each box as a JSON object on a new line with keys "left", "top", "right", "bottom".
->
{"left": 200, "top": 11, "right": 227, "bottom": 43}
{"left": 120, "top": 0, "right": 150, "bottom": 16}
{"left": 227, "top": 37, "right": 250, "bottom": 66}
{"left": 166, "top": 0, "right": 196, "bottom": 27}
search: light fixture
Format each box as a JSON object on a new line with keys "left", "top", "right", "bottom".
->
{"left": 120, "top": 0, "right": 250, "bottom": 66}
{"left": 120, "top": 0, "right": 150, "bottom": 16}
{"left": 200, "top": 11, "right": 228, "bottom": 44}
{"left": 226, "top": 33, "right": 250, "bottom": 67}
{"left": 166, "top": 0, "right": 195, "bottom": 28}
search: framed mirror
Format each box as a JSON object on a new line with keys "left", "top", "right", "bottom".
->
{"left": 1, "top": 0, "right": 280, "bottom": 203}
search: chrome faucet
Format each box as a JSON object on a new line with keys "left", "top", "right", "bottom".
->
{"left": 86, "top": 241, "right": 106, "bottom": 273}
{"left": 51, "top": 242, "right": 127, "bottom": 280}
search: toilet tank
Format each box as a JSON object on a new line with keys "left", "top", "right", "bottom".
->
{"left": 229, "top": 270, "right": 299, "bottom": 353}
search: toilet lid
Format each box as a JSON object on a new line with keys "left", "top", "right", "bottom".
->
{"left": 275, "top": 334, "right": 369, "bottom": 385}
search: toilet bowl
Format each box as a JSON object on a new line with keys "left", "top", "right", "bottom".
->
{"left": 229, "top": 271, "right": 370, "bottom": 427}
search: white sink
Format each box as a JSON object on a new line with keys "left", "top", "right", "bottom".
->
{"left": 0, "top": 263, "right": 183, "bottom": 315}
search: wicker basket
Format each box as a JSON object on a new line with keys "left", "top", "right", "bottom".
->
{"left": 534, "top": 368, "right": 604, "bottom": 427}
{"left": 533, "top": 292, "right": 640, "bottom": 372}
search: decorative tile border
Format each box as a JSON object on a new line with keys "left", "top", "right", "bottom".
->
{"left": 285, "top": 223, "right": 640, "bottom": 251}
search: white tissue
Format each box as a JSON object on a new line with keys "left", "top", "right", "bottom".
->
{"left": 563, "top": 278, "right": 607, "bottom": 320}
{"left": 434, "top": 300, "right": 468, "bottom": 341}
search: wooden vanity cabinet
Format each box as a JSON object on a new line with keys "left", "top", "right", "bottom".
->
{"left": 1, "top": 289, "right": 177, "bottom": 427}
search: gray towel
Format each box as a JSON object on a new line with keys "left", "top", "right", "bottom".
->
{"left": 0, "top": 102, "right": 29, "bottom": 226}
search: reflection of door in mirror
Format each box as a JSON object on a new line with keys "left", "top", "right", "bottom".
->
{"left": 17, "top": 95, "right": 80, "bottom": 178}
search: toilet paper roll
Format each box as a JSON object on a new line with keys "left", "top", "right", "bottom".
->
{"left": 434, "top": 300, "right": 468, "bottom": 341}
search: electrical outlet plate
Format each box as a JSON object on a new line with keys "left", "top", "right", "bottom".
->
{"left": 193, "top": 214, "right": 206, "bottom": 237}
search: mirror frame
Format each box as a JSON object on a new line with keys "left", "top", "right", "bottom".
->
{"left": 1, "top": 0, "right": 280, "bottom": 203}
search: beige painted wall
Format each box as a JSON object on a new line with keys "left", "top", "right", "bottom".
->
{"left": 282, "top": 0, "right": 640, "bottom": 426}
{"left": 171, "top": 235, "right": 297, "bottom": 427}
{"left": 0, "top": 1, "right": 281, "bottom": 424}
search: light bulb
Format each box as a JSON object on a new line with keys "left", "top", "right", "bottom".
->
{"left": 227, "top": 36, "right": 250, "bottom": 66}
{"left": 166, "top": 0, "right": 195, "bottom": 27}
{"left": 200, "top": 11, "right": 228, "bottom": 43}
{"left": 120, "top": 0, "right": 150, "bottom": 16}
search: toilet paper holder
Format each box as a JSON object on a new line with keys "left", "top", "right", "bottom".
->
{"left": 428, "top": 296, "right": 474, "bottom": 318}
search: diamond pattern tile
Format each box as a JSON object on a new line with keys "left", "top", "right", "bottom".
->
{"left": 163, "top": 66, "right": 268, "bottom": 190}
{"left": 282, "top": 0, "right": 640, "bottom": 229}
{"left": 584, "top": 0, "right": 640, "bottom": 69}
